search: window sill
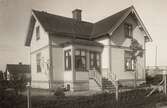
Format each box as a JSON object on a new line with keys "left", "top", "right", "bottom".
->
{"left": 125, "top": 70, "right": 135, "bottom": 72}
{"left": 75, "top": 70, "right": 88, "bottom": 72}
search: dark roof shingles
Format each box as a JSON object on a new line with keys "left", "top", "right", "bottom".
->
{"left": 91, "top": 7, "right": 131, "bottom": 37}
{"left": 33, "top": 10, "right": 93, "bottom": 38}
{"left": 6, "top": 64, "right": 30, "bottom": 74}
{"left": 32, "top": 6, "right": 132, "bottom": 39}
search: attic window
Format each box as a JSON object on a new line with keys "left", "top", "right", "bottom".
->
{"left": 36, "top": 26, "right": 40, "bottom": 40}
{"left": 124, "top": 23, "right": 133, "bottom": 38}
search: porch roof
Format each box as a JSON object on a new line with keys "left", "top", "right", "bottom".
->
{"left": 60, "top": 39, "right": 104, "bottom": 47}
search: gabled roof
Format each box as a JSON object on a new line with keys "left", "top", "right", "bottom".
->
{"left": 33, "top": 10, "right": 93, "bottom": 37}
{"left": 25, "top": 6, "right": 152, "bottom": 46}
{"left": 6, "top": 64, "right": 30, "bottom": 74}
{"left": 91, "top": 7, "right": 131, "bottom": 37}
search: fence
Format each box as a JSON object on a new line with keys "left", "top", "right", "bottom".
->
{"left": 31, "top": 89, "right": 160, "bottom": 108}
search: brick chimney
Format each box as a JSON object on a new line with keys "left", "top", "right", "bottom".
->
{"left": 72, "top": 9, "right": 82, "bottom": 21}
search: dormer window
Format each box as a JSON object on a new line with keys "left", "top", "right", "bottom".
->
{"left": 36, "top": 26, "right": 40, "bottom": 40}
{"left": 124, "top": 23, "right": 133, "bottom": 38}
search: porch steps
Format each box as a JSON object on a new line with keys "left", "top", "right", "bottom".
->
{"left": 102, "top": 78, "right": 116, "bottom": 92}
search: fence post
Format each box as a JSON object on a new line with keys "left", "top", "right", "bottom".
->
{"left": 164, "top": 74, "right": 167, "bottom": 95}
{"left": 115, "top": 81, "right": 119, "bottom": 101}
{"left": 26, "top": 82, "right": 31, "bottom": 108}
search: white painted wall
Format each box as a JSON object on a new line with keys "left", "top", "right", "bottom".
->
{"left": 52, "top": 47, "right": 64, "bottom": 81}
{"left": 30, "top": 20, "right": 49, "bottom": 52}
{"left": 110, "top": 14, "right": 146, "bottom": 80}
{"left": 30, "top": 18, "right": 50, "bottom": 89}
{"left": 76, "top": 72, "right": 89, "bottom": 80}
{"left": 31, "top": 47, "right": 50, "bottom": 88}
{"left": 98, "top": 38, "right": 110, "bottom": 78}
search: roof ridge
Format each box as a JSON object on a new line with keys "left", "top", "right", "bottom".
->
{"left": 94, "top": 6, "right": 132, "bottom": 24}
{"left": 32, "top": 9, "right": 93, "bottom": 24}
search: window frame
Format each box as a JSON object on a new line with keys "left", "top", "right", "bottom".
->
{"left": 124, "top": 50, "right": 134, "bottom": 71}
{"left": 36, "top": 26, "right": 40, "bottom": 40}
{"left": 124, "top": 23, "right": 133, "bottom": 38}
{"left": 64, "top": 50, "right": 72, "bottom": 71}
{"left": 36, "top": 53, "right": 42, "bottom": 73}
{"left": 75, "top": 49, "right": 87, "bottom": 71}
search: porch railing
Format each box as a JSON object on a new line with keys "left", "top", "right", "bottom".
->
{"left": 89, "top": 69, "right": 102, "bottom": 87}
{"left": 102, "top": 68, "right": 117, "bottom": 86}
{"left": 108, "top": 72, "right": 118, "bottom": 87}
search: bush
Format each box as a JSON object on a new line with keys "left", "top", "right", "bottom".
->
{"left": 54, "top": 87, "right": 65, "bottom": 97}
{"left": 146, "top": 74, "right": 163, "bottom": 85}
{"left": 9, "top": 74, "right": 27, "bottom": 95}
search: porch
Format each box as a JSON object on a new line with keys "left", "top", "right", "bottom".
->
{"left": 61, "top": 39, "right": 104, "bottom": 91}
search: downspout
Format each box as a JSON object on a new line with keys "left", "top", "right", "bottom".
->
{"left": 48, "top": 35, "right": 53, "bottom": 89}
{"left": 30, "top": 46, "right": 32, "bottom": 84}
{"left": 144, "top": 38, "right": 146, "bottom": 80}
{"left": 108, "top": 35, "right": 112, "bottom": 78}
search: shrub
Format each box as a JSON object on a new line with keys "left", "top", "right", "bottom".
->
{"left": 146, "top": 74, "right": 163, "bottom": 85}
{"left": 54, "top": 87, "right": 65, "bottom": 97}
{"left": 9, "top": 74, "right": 27, "bottom": 95}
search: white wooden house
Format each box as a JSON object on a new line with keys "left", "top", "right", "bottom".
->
{"left": 25, "top": 6, "right": 152, "bottom": 91}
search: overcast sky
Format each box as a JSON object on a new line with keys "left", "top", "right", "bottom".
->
{"left": 0, "top": 0, "right": 167, "bottom": 71}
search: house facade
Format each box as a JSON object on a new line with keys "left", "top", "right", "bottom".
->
{"left": 25, "top": 6, "right": 152, "bottom": 91}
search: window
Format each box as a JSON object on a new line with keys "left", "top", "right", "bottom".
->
{"left": 90, "top": 51, "right": 101, "bottom": 71}
{"left": 124, "top": 23, "right": 133, "bottom": 38}
{"left": 125, "top": 51, "right": 134, "bottom": 71}
{"left": 75, "top": 49, "right": 86, "bottom": 71}
{"left": 36, "top": 26, "right": 40, "bottom": 40}
{"left": 64, "top": 50, "right": 71, "bottom": 70}
{"left": 36, "top": 53, "right": 41, "bottom": 72}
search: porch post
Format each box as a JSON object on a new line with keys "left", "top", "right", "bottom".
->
{"left": 108, "top": 37, "right": 112, "bottom": 78}
{"left": 26, "top": 82, "right": 31, "bottom": 108}
{"left": 163, "top": 71, "right": 167, "bottom": 94}
{"left": 71, "top": 46, "right": 75, "bottom": 91}
{"left": 49, "top": 35, "right": 53, "bottom": 89}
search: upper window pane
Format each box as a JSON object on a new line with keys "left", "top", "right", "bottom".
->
{"left": 64, "top": 50, "right": 71, "bottom": 71}
{"left": 75, "top": 50, "right": 80, "bottom": 55}
{"left": 81, "top": 50, "right": 86, "bottom": 56}
{"left": 90, "top": 51, "right": 101, "bottom": 72}
{"left": 124, "top": 23, "right": 133, "bottom": 38}
{"left": 36, "top": 26, "right": 40, "bottom": 40}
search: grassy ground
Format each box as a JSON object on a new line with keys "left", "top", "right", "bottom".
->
{"left": 22, "top": 88, "right": 103, "bottom": 97}
{"left": 1, "top": 88, "right": 167, "bottom": 108}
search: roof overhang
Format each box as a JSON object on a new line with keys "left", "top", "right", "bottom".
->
{"left": 60, "top": 39, "right": 104, "bottom": 48}
{"left": 25, "top": 15, "right": 36, "bottom": 46}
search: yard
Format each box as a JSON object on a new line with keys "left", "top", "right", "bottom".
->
{"left": 1, "top": 88, "right": 167, "bottom": 108}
